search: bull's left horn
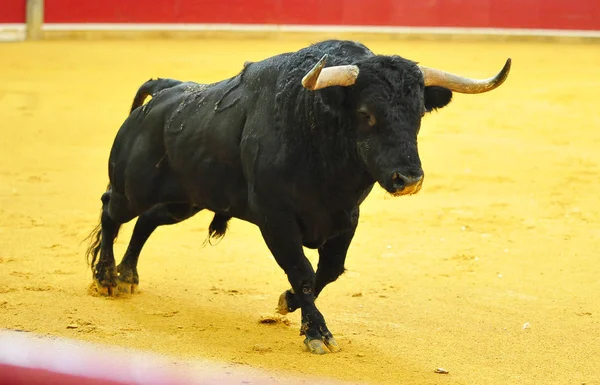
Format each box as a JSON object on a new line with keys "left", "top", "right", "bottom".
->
{"left": 302, "top": 54, "right": 360, "bottom": 91}
{"left": 419, "top": 58, "right": 511, "bottom": 94}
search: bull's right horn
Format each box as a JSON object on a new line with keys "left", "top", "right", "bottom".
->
{"left": 302, "top": 54, "right": 360, "bottom": 91}
{"left": 419, "top": 58, "right": 511, "bottom": 94}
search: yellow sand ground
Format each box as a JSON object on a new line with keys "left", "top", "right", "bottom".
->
{"left": 1, "top": 38, "right": 599, "bottom": 385}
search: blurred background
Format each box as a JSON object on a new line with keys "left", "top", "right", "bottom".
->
{"left": 2, "top": 0, "right": 600, "bottom": 40}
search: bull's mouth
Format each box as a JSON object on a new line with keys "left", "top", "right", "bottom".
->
{"left": 384, "top": 172, "right": 424, "bottom": 196}
{"left": 389, "top": 178, "right": 423, "bottom": 196}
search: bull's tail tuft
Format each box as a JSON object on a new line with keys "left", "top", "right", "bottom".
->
{"left": 85, "top": 221, "right": 102, "bottom": 270}
{"left": 130, "top": 78, "right": 184, "bottom": 114}
{"left": 84, "top": 185, "right": 107, "bottom": 271}
{"left": 204, "top": 214, "right": 231, "bottom": 246}
{"left": 84, "top": 183, "right": 122, "bottom": 273}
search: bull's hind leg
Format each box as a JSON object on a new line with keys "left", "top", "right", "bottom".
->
{"left": 116, "top": 203, "right": 200, "bottom": 294}
{"left": 89, "top": 189, "right": 139, "bottom": 296}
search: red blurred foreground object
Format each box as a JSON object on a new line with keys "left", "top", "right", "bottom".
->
{"left": 0, "top": 330, "right": 343, "bottom": 385}
{"left": 0, "top": 364, "right": 131, "bottom": 385}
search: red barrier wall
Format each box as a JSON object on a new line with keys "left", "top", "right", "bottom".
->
{"left": 0, "top": 0, "right": 26, "bottom": 23}
{"left": 43, "top": 0, "right": 600, "bottom": 30}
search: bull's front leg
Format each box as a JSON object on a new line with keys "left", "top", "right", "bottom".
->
{"left": 277, "top": 208, "right": 358, "bottom": 328}
{"left": 276, "top": 229, "right": 354, "bottom": 315}
{"left": 259, "top": 214, "right": 340, "bottom": 354}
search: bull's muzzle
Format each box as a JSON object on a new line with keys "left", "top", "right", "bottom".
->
{"left": 390, "top": 172, "right": 424, "bottom": 196}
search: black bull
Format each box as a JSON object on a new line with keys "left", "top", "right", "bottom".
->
{"left": 86, "top": 40, "right": 511, "bottom": 354}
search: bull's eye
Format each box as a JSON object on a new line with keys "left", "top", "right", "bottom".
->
{"left": 357, "top": 108, "right": 376, "bottom": 127}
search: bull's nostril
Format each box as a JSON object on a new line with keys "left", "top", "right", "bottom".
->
{"left": 392, "top": 172, "right": 405, "bottom": 190}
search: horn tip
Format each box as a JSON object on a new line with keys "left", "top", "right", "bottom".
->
{"left": 497, "top": 58, "right": 512, "bottom": 84}
{"left": 501, "top": 58, "right": 512, "bottom": 74}
{"left": 317, "top": 54, "right": 328, "bottom": 66}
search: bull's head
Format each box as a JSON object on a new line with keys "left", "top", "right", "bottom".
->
{"left": 301, "top": 54, "right": 511, "bottom": 196}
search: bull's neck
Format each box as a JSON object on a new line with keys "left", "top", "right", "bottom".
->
{"left": 283, "top": 124, "right": 375, "bottom": 196}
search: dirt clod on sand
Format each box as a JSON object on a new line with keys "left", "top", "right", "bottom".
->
{"left": 259, "top": 314, "right": 291, "bottom": 326}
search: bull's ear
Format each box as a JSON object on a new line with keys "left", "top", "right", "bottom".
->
{"left": 424, "top": 86, "right": 453, "bottom": 112}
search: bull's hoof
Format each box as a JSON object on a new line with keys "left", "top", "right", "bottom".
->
{"left": 276, "top": 289, "right": 299, "bottom": 315}
{"left": 304, "top": 336, "right": 341, "bottom": 354}
{"left": 116, "top": 264, "right": 139, "bottom": 295}
{"left": 117, "top": 280, "right": 138, "bottom": 294}
{"left": 323, "top": 335, "right": 341, "bottom": 353}
{"left": 93, "top": 279, "right": 117, "bottom": 296}
{"left": 276, "top": 291, "right": 290, "bottom": 315}
{"left": 300, "top": 318, "right": 341, "bottom": 354}
{"left": 93, "top": 265, "right": 118, "bottom": 296}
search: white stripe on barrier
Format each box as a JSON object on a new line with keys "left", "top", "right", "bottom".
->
{"left": 40, "top": 23, "right": 600, "bottom": 38}
{"left": 0, "top": 24, "right": 26, "bottom": 41}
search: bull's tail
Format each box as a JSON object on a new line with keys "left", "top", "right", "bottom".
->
{"left": 84, "top": 184, "right": 122, "bottom": 272}
{"left": 85, "top": 219, "right": 102, "bottom": 270}
{"left": 130, "top": 78, "right": 184, "bottom": 114}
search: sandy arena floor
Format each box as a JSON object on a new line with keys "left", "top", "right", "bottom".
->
{"left": 1, "top": 38, "right": 599, "bottom": 384}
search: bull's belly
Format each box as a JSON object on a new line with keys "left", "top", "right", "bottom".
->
{"left": 296, "top": 208, "right": 357, "bottom": 249}
{"left": 180, "top": 169, "right": 249, "bottom": 217}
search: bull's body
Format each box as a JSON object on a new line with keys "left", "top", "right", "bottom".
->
{"left": 111, "top": 52, "right": 372, "bottom": 246}
{"left": 87, "top": 39, "right": 510, "bottom": 354}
